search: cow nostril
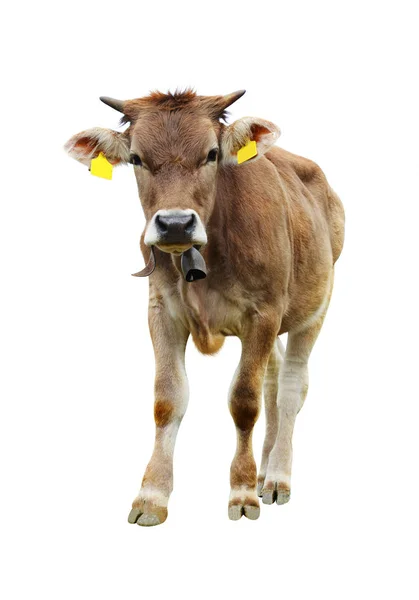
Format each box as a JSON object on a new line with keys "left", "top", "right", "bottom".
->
{"left": 155, "top": 213, "right": 196, "bottom": 240}
{"left": 156, "top": 215, "right": 168, "bottom": 234}
{"left": 184, "top": 214, "right": 195, "bottom": 234}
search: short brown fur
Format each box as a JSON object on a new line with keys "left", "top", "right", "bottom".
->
{"left": 65, "top": 89, "right": 344, "bottom": 524}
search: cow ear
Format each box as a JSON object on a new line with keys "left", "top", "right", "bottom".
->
{"left": 64, "top": 127, "right": 130, "bottom": 167}
{"left": 220, "top": 117, "right": 280, "bottom": 166}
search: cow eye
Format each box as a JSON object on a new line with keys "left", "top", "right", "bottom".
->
{"left": 206, "top": 149, "right": 218, "bottom": 163}
{"left": 129, "top": 153, "right": 142, "bottom": 166}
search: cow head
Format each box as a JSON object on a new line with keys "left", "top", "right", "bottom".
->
{"left": 65, "top": 90, "right": 280, "bottom": 257}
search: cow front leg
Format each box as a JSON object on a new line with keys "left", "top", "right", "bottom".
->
{"left": 128, "top": 297, "right": 189, "bottom": 527}
{"left": 228, "top": 317, "right": 278, "bottom": 521}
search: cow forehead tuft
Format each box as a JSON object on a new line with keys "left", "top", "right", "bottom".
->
{"left": 124, "top": 89, "right": 200, "bottom": 118}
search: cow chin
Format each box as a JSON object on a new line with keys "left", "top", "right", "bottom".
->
{"left": 156, "top": 243, "right": 194, "bottom": 255}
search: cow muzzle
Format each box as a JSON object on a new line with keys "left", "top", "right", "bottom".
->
{"left": 155, "top": 213, "right": 195, "bottom": 252}
{"left": 144, "top": 209, "right": 207, "bottom": 252}
{"left": 137, "top": 209, "right": 208, "bottom": 282}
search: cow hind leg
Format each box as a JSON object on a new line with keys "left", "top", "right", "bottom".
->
{"left": 261, "top": 288, "right": 332, "bottom": 505}
{"left": 257, "top": 338, "right": 284, "bottom": 496}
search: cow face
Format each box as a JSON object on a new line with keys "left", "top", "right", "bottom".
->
{"left": 128, "top": 108, "right": 220, "bottom": 254}
{"left": 65, "top": 90, "right": 280, "bottom": 255}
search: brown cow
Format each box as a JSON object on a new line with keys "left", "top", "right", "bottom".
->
{"left": 65, "top": 89, "right": 345, "bottom": 526}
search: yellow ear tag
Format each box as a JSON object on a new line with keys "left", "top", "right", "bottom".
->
{"left": 90, "top": 152, "right": 113, "bottom": 180}
{"left": 237, "top": 140, "right": 257, "bottom": 164}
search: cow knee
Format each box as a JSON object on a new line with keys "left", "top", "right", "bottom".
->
{"left": 153, "top": 399, "right": 175, "bottom": 427}
{"left": 154, "top": 374, "right": 188, "bottom": 427}
{"left": 229, "top": 381, "right": 260, "bottom": 431}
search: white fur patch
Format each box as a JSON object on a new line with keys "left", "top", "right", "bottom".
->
{"left": 229, "top": 486, "right": 258, "bottom": 502}
{"left": 137, "top": 486, "right": 169, "bottom": 507}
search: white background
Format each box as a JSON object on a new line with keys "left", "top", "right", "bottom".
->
{"left": 1, "top": 1, "right": 418, "bottom": 598}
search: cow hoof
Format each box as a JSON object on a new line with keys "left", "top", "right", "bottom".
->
{"left": 261, "top": 480, "right": 291, "bottom": 505}
{"left": 228, "top": 502, "right": 260, "bottom": 521}
{"left": 228, "top": 489, "right": 260, "bottom": 521}
{"left": 128, "top": 493, "right": 168, "bottom": 527}
{"left": 256, "top": 475, "right": 266, "bottom": 497}
{"left": 128, "top": 504, "right": 168, "bottom": 526}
